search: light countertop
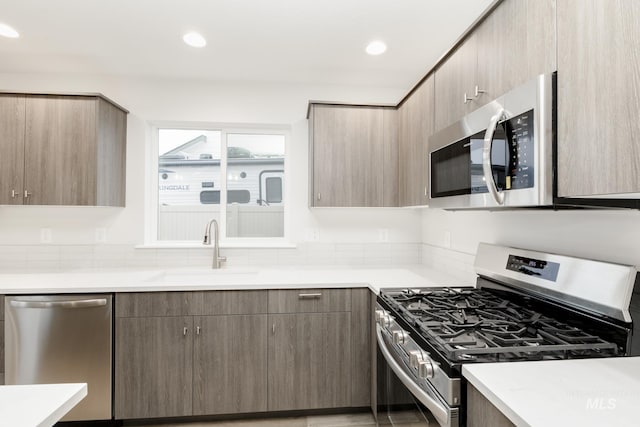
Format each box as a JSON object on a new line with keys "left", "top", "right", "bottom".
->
{"left": 0, "top": 383, "right": 87, "bottom": 427}
{"left": 0, "top": 265, "right": 470, "bottom": 294}
{"left": 463, "top": 357, "right": 640, "bottom": 427}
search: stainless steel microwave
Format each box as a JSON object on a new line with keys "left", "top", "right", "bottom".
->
{"left": 429, "top": 73, "right": 554, "bottom": 209}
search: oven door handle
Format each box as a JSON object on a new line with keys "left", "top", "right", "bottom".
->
{"left": 482, "top": 108, "right": 506, "bottom": 206}
{"left": 376, "top": 325, "right": 454, "bottom": 427}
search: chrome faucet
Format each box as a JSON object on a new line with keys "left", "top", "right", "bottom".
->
{"left": 203, "top": 219, "right": 226, "bottom": 269}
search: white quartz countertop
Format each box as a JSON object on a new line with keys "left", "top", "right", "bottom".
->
{"left": 0, "top": 383, "right": 87, "bottom": 427}
{"left": 463, "top": 357, "right": 640, "bottom": 427}
{"left": 0, "top": 265, "right": 470, "bottom": 294}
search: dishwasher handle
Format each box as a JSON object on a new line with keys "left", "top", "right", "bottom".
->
{"left": 10, "top": 298, "right": 108, "bottom": 309}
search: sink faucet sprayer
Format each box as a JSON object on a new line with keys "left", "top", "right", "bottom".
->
{"left": 203, "top": 219, "right": 226, "bottom": 269}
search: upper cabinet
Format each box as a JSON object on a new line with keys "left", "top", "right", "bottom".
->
{"left": 475, "top": 0, "right": 556, "bottom": 107}
{"left": 398, "top": 75, "right": 435, "bottom": 206}
{"left": 556, "top": 0, "right": 640, "bottom": 198}
{"left": 308, "top": 104, "right": 398, "bottom": 207}
{"left": 434, "top": 0, "right": 556, "bottom": 131}
{"left": 434, "top": 35, "right": 478, "bottom": 132}
{"left": 0, "top": 93, "right": 127, "bottom": 206}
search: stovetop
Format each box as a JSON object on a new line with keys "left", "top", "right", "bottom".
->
{"left": 379, "top": 287, "right": 621, "bottom": 365}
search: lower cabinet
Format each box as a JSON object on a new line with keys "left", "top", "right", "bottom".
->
{"left": 115, "top": 316, "right": 194, "bottom": 419}
{"left": 467, "top": 383, "right": 516, "bottom": 427}
{"left": 193, "top": 315, "right": 268, "bottom": 415}
{"left": 115, "top": 291, "right": 269, "bottom": 420}
{"left": 0, "top": 294, "right": 4, "bottom": 385}
{"left": 114, "top": 288, "right": 371, "bottom": 420}
{"left": 267, "top": 312, "right": 351, "bottom": 411}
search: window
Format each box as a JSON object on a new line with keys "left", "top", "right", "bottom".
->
{"left": 152, "top": 126, "right": 288, "bottom": 243}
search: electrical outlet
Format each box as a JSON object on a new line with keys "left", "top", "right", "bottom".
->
{"left": 95, "top": 228, "right": 107, "bottom": 243}
{"left": 378, "top": 228, "right": 389, "bottom": 242}
{"left": 306, "top": 228, "right": 320, "bottom": 241}
{"left": 443, "top": 230, "right": 451, "bottom": 248}
{"left": 40, "top": 228, "right": 52, "bottom": 243}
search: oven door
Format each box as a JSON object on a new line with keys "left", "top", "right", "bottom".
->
{"left": 376, "top": 325, "right": 459, "bottom": 427}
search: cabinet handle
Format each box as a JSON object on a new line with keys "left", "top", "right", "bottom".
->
{"left": 474, "top": 85, "right": 486, "bottom": 98}
{"left": 424, "top": 187, "right": 428, "bottom": 197}
{"left": 463, "top": 92, "right": 473, "bottom": 104}
{"left": 11, "top": 190, "right": 18, "bottom": 198}
{"left": 272, "top": 324, "right": 275, "bottom": 334}
{"left": 298, "top": 293, "right": 322, "bottom": 299}
{"left": 24, "top": 190, "right": 32, "bottom": 198}
{"left": 317, "top": 192, "right": 321, "bottom": 201}
{"left": 183, "top": 327, "right": 188, "bottom": 336}
{"left": 196, "top": 326, "right": 201, "bottom": 335}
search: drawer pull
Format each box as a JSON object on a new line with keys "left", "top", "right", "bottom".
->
{"left": 298, "top": 293, "right": 322, "bottom": 299}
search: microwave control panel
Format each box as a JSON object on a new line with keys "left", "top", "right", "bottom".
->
{"left": 505, "top": 109, "right": 535, "bottom": 190}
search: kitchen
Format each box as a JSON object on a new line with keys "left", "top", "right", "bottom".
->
{"left": 1, "top": 0, "right": 640, "bottom": 426}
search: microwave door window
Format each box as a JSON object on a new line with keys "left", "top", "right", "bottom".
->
{"left": 431, "top": 138, "right": 472, "bottom": 198}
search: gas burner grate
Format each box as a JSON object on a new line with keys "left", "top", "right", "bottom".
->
{"left": 383, "top": 287, "right": 620, "bottom": 362}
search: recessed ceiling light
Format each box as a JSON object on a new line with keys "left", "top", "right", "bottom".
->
{"left": 0, "top": 23, "right": 19, "bottom": 39}
{"left": 183, "top": 32, "right": 206, "bottom": 48}
{"left": 366, "top": 40, "right": 387, "bottom": 56}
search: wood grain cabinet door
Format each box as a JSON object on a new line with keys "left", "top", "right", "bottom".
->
{"left": 434, "top": 35, "right": 478, "bottom": 132}
{"left": 399, "top": 75, "right": 434, "bottom": 206}
{"left": 192, "top": 315, "right": 268, "bottom": 415}
{"left": 267, "top": 312, "right": 351, "bottom": 411}
{"left": 475, "top": 0, "right": 556, "bottom": 108}
{"left": 115, "top": 316, "right": 193, "bottom": 419}
{"left": 24, "top": 95, "right": 98, "bottom": 205}
{"left": 311, "top": 105, "right": 386, "bottom": 207}
{"left": 0, "top": 95, "right": 26, "bottom": 205}
{"left": 557, "top": 0, "right": 640, "bottom": 197}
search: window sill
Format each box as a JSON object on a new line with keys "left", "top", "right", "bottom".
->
{"left": 136, "top": 240, "right": 297, "bottom": 250}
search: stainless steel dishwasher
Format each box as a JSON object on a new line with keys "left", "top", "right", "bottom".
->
{"left": 4, "top": 294, "right": 112, "bottom": 421}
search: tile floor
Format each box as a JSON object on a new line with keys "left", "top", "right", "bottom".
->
{"left": 138, "top": 411, "right": 431, "bottom": 427}
{"left": 139, "top": 413, "right": 377, "bottom": 427}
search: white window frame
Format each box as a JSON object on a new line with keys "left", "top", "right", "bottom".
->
{"left": 144, "top": 121, "right": 292, "bottom": 248}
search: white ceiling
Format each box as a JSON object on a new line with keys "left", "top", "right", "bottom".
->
{"left": 0, "top": 0, "right": 494, "bottom": 89}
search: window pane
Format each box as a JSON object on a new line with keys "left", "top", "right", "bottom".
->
{"left": 265, "top": 177, "right": 282, "bottom": 203}
{"left": 158, "top": 129, "right": 221, "bottom": 240}
{"left": 226, "top": 133, "right": 285, "bottom": 238}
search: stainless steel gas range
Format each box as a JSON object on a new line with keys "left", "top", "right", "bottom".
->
{"left": 375, "top": 243, "right": 640, "bottom": 427}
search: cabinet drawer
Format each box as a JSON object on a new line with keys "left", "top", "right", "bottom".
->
{"left": 268, "top": 289, "right": 351, "bottom": 313}
{"left": 199, "top": 291, "right": 267, "bottom": 315}
{"left": 116, "top": 292, "right": 199, "bottom": 317}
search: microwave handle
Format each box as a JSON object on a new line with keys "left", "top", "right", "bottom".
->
{"left": 482, "top": 108, "right": 506, "bottom": 205}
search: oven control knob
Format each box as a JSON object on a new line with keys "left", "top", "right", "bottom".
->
{"left": 417, "top": 359, "right": 435, "bottom": 379}
{"left": 409, "top": 350, "right": 426, "bottom": 369}
{"left": 392, "top": 329, "right": 409, "bottom": 346}
{"left": 374, "top": 309, "right": 385, "bottom": 322}
{"left": 376, "top": 311, "right": 392, "bottom": 328}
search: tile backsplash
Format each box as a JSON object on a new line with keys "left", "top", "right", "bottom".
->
{"left": 421, "top": 244, "right": 476, "bottom": 283}
{"left": 0, "top": 242, "right": 423, "bottom": 272}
